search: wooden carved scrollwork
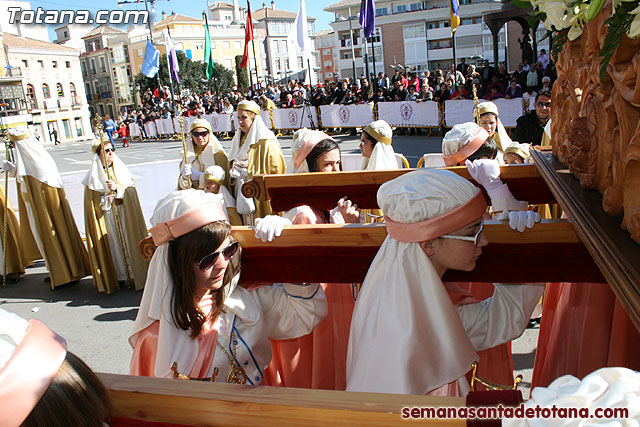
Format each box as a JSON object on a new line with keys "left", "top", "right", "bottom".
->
{"left": 552, "top": 1, "right": 640, "bottom": 243}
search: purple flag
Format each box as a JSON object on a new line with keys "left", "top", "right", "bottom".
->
{"left": 166, "top": 32, "right": 180, "bottom": 84}
{"left": 359, "top": 0, "right": 376, "bottom": 39}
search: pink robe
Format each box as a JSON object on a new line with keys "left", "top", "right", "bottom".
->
{"left": 263, "top": 206, "right": 355, "bottom": 390}
{"left": 130, "top": 294, "right": 219, "bottom": 378}
{"left": 532, "top": 282, "right": 640, "bottom": 387}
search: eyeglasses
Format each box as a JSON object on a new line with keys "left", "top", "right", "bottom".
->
{"left": 191, "top": 130, "right": 209, "bottom": 137}
{"left": 440, "top": 220, "right": 484, "bottom": 246}
{"left": 198, "top": 241, "right": 239, "bottom": 271}
{"left": 104, "top": 148, "right": 115, "bottom": 153}
{"left": 536, "top": 102, "right": 551, "bottom": 108}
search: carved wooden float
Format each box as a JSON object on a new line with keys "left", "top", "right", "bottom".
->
{"left": 139, "top": 220, "right": 605, "bottom": 285}
{"left": 532, "top": 149, "right": 640, "bottom": 333}
{"left": 241, "top": 164, "right": 556, "bottom": 212}
{"left": 101, "top": 373, "right": 467, "bottom": 426}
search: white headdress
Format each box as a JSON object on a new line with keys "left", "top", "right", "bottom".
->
{"left": 362, "top": 120, "right": 398, "bottom": 170}
{"left": 228, "top": 102, "right": 276, "bottom": 162}
{"left": 347, "top": 169, "right": 487, "bottom": 395}
{"left": 7, "top": 126, "right": 63, "bottom": 188}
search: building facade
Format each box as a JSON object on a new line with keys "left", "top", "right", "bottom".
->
{"left": 80, "top": 25, "right": 132, "bottom": 119}
{"left": 315, "top": 30, "right": 338, "bottom": 83}
{"left": 252, "top": 2, "right": 317, "bottom": 84}
{"left": 2, "top": 32, "right": 92, "bottom": 143}
{"left": 324, "top": 0, "right": 523, "bottom": 79}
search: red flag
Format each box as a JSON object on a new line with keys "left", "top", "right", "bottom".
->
{"left": 241, "top": 0, "right": 254, "bottom": 69}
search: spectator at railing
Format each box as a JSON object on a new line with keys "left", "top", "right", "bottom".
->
{"left": 496, "top": 63, "right": 510, "bottom": 89}
{"left": 434, "top": 82, "right": 450, "bottom": 105}
{"left": 405, "top": 85, "right": 419, "bottom": 101}
{"left": 513, "top": 63, "right": 528, "bottom": 91}
{"left": 446, "top": 63, "right": 465, "bottom": 87}
{"left": 504, "top": 79, "right": 523, "bottom": 99}
{"left": 483, "top": 76, "right": 505, "bottom": 100}
{"left": 282, "top": 93, "right": 296, "bottom": 108}
{"left": 408, "top": 72, "right": 421, "bottom": 92}
{"left": 390, "top": 80, "right": 408, "bottom": 101}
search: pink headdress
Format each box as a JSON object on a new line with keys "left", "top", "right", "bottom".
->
{"left": 149, "top": 201, "right": 228, "bottom": 246}
{"left": 0, "top": 311, "right": 67, "bottom": 426}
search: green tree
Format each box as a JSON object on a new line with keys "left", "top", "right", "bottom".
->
{"left": 135, "top": 50, "right": 207, "bottom": 96}
{"left": 235, "top": 55, "right": 250, "bottom": 90}
{"left": 135, "top": 55, "right": 237, "bottom": 98}
{"left": 208, "top": 64, "right": 235, "bottom": 95}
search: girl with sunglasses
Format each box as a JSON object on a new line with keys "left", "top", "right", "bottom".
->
{"left": 179, "top": 118, "right": 229, "bottom": 191}
{"left": 82, "top": 139, "right": 148, "bottom": 294}
{"left": 129, "top": 190, "right": 327, "bottom": 381}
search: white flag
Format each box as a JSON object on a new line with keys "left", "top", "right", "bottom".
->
{"left": 288, "top": 0, "right": 308, "bottom": 51}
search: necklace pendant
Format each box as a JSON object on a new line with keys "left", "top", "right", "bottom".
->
{"left": 226, "top": 365, "right": 247, "bottom": 384}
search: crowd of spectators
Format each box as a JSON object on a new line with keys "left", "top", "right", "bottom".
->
{"left": 108, "top": 50, "right": 556, "bottom": 139}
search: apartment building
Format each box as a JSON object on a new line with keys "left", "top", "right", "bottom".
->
{"left": 252, "top": 1, "right": 317, "bottom": 84}
{"left": 325, "top": 0, "right": 518, "bottom": 79}
{"left": 315, "top": 30, "right": 338, "bottom": 82}
{"left": 2, "top": 32, "right": 92, "bottom": 142}
{"left": 80, "top": 25, "right": 132, "bottom": 119}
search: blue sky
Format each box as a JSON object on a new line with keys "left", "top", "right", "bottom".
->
{"left": 23, "top": 0, "right": 336, "bottom": 39}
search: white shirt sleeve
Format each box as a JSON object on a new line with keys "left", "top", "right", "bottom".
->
{"left": 457, "top": 283, "right": 545, "bottom": 351}
{"left": 252, "top": 283, "right": 328, "bottom": 340}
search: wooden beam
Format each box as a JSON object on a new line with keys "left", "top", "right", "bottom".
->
{"left": 100, "top": 373, "right": 465, "bottom": 426}
{"left": 139, "top": 221, "right": 606, "bottom": 284}
{"left": 531, "top": 149, "right": 640, "bottom": 333}
{"left": 242, "top": 165, "right": 557, "bottom": 211}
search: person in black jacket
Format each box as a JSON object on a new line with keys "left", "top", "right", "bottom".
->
{"left": 511, "top": 88, "right": 551, "bottom": 146}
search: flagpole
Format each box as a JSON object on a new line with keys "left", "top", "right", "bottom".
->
{"left": 371, "top": 34, "right": 377, "bottom": 91}
{"left": 166, "top": 28, "right": 178, "bottom": 114}
{"left": 251, "top": 38, "right": 259, "bottom": 90}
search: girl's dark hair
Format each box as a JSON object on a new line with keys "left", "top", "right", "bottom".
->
{"left": 479, "top": 111, "right": 497, "bottom": 120}
{"left": 467, "top": 137, "right": 498, "bottom": 162}
{"left": 167, "top": 221, "right": 241, "bottom": 339}
{"left": 306, "top": 139, "right": 341, "bottom": 172}
{"left": 23, "top": 352, "right": 112, "bottom": 427}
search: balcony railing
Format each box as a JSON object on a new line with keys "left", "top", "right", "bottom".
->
{"left": 0, "top": 66, "right": 22, "bottom": 78}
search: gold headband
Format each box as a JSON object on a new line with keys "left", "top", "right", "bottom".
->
{"left": 8, "top": 132, "right": 31, "bottom": 142}
{"left": 237, "top": 102, "right": 260, "bottom": 115}
{"left": 203, "top": 174, "right": 224, "bottom": 184}
{"left": 363, "top": 126, "right": 392, "bottom": 145}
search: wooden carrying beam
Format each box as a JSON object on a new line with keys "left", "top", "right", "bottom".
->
{"left": 101, "top": 373, "right": 465, "bottom": 426}
{"left": 242, "top": 164, "right": 557, "bottom": 212}
{"left": 139, "top": 221, "right": 606, "bottom": 285}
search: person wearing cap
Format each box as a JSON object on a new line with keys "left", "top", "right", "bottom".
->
{"left": 359, "top": 120, "right": 398, "bottom": 223}
{"left": 179, "top": 118, "right": 229, "bottom": 191}
{"left": 228, "top": 100, "right": 286, "bottom": 225}
{"left": 0, "top": 308, "right": 112, "bottom": 426}
{"left": 82, "top": 138, "right": 148, "bottom": 294}
{"left": 256, "top": 129, "right": 360, "bottom": 390}
{"left": 202, "top": 165, "right": 243, "bottom": 226}
{"left": 474, "top": 101, "right": 529, "bottom": 164}
{"left": 346, "top": 169, "right": 545, "bottom": 395}
{"left": 129, "top": 190, "right": 327, "bottom": 381}
{"left": 1, "top": 126, "right": 90, "bottom": 289}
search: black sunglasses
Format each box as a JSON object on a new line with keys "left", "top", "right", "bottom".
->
{"left": 198, "top": 241, "right": 239, "bottom": 271}
{"left": 536, "top": 102, "right": 551, "bottom": 108}
{"left": 191, "top": 130, "right": 209, "bottom": 137}
{"left": 104, "top": 148, "right": 115, "bottom": 153}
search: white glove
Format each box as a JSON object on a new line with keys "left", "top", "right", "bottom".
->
{"left": 2, "top": 160, "right": 16, "bottom": 173}
{"left": 181, "top": 164, "right": 192, "bottom": 179}
{"left": 191, "top": 167, "right": 201, "bottom": 181}
{"left": 229, "top": 161, "right": 249, "bottom": 179}
{"left": 507, "top": 210, "right": 541, "bottom": 232}
{"left": 253, "top": 215, "right": 292, "bottom": 242}
{"left": 466, "top": 159, "right": 528, "bottom": 212}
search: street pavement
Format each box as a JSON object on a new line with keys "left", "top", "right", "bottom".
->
{"left": 0, "top": 130, "right": 539, "bottom": 397}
